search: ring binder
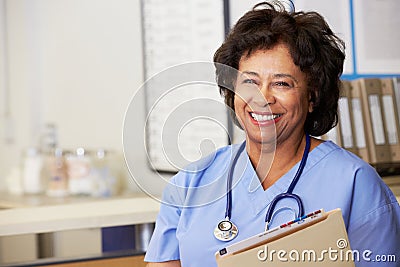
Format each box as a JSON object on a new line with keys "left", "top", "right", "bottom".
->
{"left": 353, "top": 78, "right": 391, "bottom": 164}
{"left": 380, "top": 78, "right": 400, "bottom": 162}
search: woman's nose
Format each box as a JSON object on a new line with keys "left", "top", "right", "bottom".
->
{"left": 253, "top": 86, "right": 276, "bottom": 107}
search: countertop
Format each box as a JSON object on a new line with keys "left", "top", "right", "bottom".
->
{"left": 0, "top": 193, "right": 160, "bottom": 236}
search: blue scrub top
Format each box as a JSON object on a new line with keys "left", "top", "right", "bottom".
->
{"left": 145, "top": 141, "right": 400, "bottom": 266}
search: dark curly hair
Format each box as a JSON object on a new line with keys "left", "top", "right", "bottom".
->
{"left": 214, "top": 1, "right": 345, "bottom": 136}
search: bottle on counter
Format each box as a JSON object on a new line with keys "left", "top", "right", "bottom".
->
{"left": 66, "top": 147, "right": 93, "bottom": 196}
{"left": 45, "top": 148, "right": 69, "bottom": 197}
{"left": 22, "top": 147, "right": 45, "bottom": 195}
{"left": 91, "top": 149, "right": 117, "bottom": 197}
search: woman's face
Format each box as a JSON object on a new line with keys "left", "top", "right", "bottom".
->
{"left": 234, "top": 43, "right": 312, "bottom": 149}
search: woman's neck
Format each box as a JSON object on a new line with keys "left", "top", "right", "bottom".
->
{"left": 247, "top": 134, "right": 308, "bottom": 190}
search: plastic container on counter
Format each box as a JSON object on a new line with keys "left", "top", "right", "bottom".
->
{"left": 90, "top": 149, "right": 117, "bottom": 197}
{"left": 66, "top": 148, "right": 93, "bottom": 196}
{"left": 22, "top": 147, "right": 45, "bottom": 195}
{"left": 45, "top": 148, "right": 69, "bottom": 197}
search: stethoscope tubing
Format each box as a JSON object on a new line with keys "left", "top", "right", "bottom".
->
{"left": 221, "top": 134, "right": 311, "bottom": 236}
{"left": 264, "top": 134, "right": 310, "bottom": 226}
{"left": 225, "top": 141, "right": 246, "bottom": 220}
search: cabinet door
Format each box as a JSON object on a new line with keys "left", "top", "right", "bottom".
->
{"left": 38, "top": 255, "right": 146, "bottom": 267}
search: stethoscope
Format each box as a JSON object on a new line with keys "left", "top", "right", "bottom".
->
{"left": 214, "top": 134, "right": 311, "bottom": 242}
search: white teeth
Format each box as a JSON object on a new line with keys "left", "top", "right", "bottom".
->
{"left": 250, "top": 113, "right": 280, "bottom": 121}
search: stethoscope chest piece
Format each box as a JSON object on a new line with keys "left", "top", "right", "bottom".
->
{"left": 214, "top": 219, "right": 238, "bottom": 241}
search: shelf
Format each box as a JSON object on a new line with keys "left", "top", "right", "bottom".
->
{"left": 0, "top": 193, "right": 160, "bottom": 237}
{"left": 374, "top": 162, "right": 400, "bottom": 177}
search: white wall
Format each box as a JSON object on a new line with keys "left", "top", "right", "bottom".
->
{"left": 0, "top": 0, "right": 146, "bottom": 191}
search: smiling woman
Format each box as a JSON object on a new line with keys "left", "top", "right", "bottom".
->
{"left": 144, "top": 1, "right": 400, "bottom": 267}
{"left": 234, "top": 46, "right": 312, "bottom": 160}
{"left": 233, "top": 45, "right": 315, "bottom": 188}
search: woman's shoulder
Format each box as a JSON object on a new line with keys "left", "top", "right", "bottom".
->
{"left": 164, "top": 143, "right": 244, "bottom": 207}
{"left": 312, "top": 141, "right": 398, "bottom": 227}
{"left": 313, "top": 140, "right": 374, "bottom": 170}
{"left": 315, "top": 140, "right": 397, "bottom": 203}
{"left": 310, "top": 140, "right": 389, "bottom": 190}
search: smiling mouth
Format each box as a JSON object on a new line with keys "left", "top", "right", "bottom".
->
{"left": 250, "top": 112, "right": 281, "bottom": 122}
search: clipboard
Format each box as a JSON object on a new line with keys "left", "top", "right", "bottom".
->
{"left": 215, "top": 209, "right": 355, "bottom": 266}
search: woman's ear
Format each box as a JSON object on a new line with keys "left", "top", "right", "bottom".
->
{"left": 308, "top": 90, "right": 317, "bottom": 112}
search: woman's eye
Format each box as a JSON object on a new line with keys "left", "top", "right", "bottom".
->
{"left": 243, "top": 79, "right": 257, "bottom": 84}
{"left": 275, "top": 81, "right": 289, "bottom": 86}
{"left": 272, "top": 81, "right": 293, "bottom": 88}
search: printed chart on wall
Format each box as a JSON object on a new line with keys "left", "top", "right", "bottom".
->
{"left": 353, "top": 0, "right": 400, "bottom": 74}
{"left": 141, "top": 0, "right": 228, "bottom": 172}
{"left": 294, "top": 0, "right": 353, "bottom": 75}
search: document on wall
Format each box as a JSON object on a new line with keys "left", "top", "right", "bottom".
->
{"left": 353, "top": 0, "right": 400, "bottom": 74}
{"left": 294, "top": 0, "right": 353, "bottom": 75}
{"left": 141, "top": 0, "right": 228, "bottom": 172}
